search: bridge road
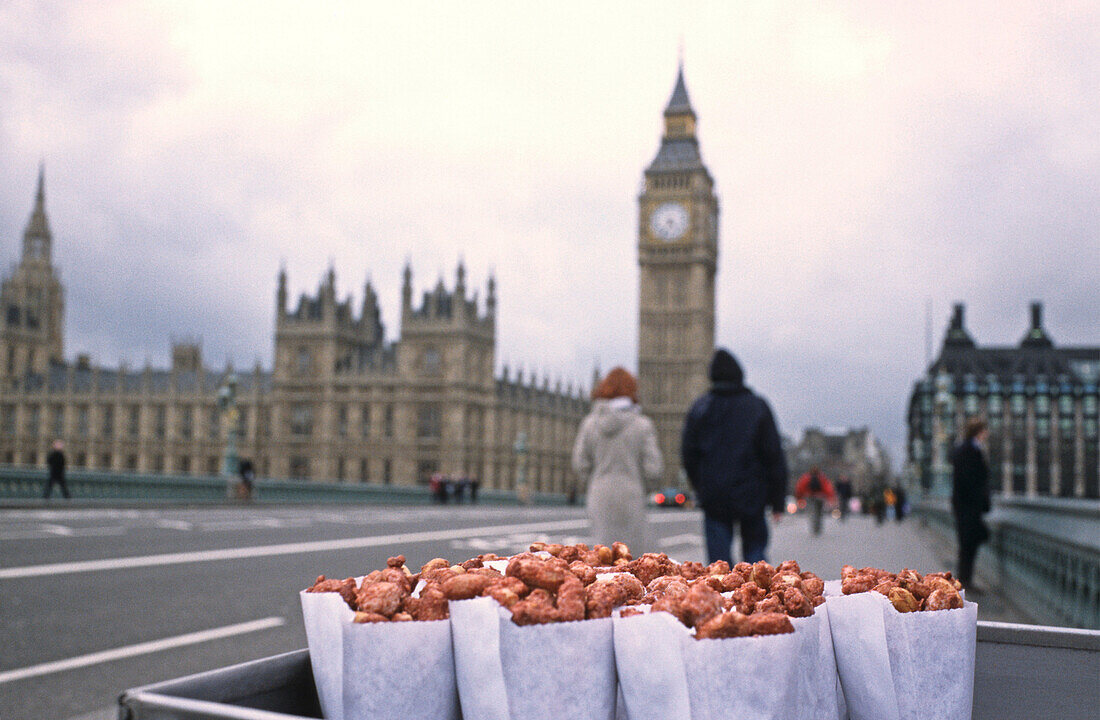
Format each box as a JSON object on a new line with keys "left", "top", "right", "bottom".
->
{"left": 0, "top": 504, "right": 1025, "bottom": 720}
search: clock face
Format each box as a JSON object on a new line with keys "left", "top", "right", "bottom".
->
{"left": 650, "top": 203, "right": 689, "bottom": 241}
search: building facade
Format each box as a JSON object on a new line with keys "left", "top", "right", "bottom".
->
{"left": 0, "top": 171, "right": 589, "bottom": 491}
{"left": 907, "top": 303, "right": 1099, "bottom": 499}
{"left": 787, "top": 426, "right": 893, "bottom": 496}
{"left": 637, "top": 67, "right": 719, "bottom": 489}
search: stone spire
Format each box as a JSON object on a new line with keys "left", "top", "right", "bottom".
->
{"left": 22, "top": 164, "right": 52, "bottom": 262}
{"left": 486, "top": 273, "right": 496, "bottom": 317}
{"left": 664, "top": 63, "right": 695, "bottom": 118}
{"left": 649, "top": 65, "right": 704, "bottom": 171}
{"left": 276, "top": 263, "right": 288, "bottom": 316}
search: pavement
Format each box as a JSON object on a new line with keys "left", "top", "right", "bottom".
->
{"left": 0, "top": 503, "right": 1028, "bottom": 720}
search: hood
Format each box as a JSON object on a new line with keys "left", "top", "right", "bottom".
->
{"left": 709, "top": 349, "right": 744, "bottom": 388}
{"left": 592, "top": 397, "right": 638, "bottom": 437}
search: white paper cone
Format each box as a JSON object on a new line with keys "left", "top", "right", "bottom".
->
{"left": 682, "top": 626, "right": 804, "bottom": 720}
{"left": 613, "top": 610, "right": 692, "bottom": 720}
{"left": 341, "top": 618, "right": 459, "bottom": 720}
{"left": 885, "top": 599, "right": 978, "bottom": 719}
{"left": 791, "top": 609, "right": 845, "bottom": 720}
{"left": 301, "top": 590, "right": 355, "bottom": 720}
{"left": 450, "top": 597, "right": 509, "bottom": 720}
{"left": 498, "top": 607, "right": 617, "bottom": 720}
{"left": 829, "top": 591, "right": 978, "bottom": 720}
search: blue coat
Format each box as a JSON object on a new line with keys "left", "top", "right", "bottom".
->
{"left": 681, "top": 384, "right": 788, "bottom": 517}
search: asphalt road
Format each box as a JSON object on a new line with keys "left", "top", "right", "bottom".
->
{"left": 0, "top": 503, "right": 1023, "bottom": 720}
{"left": 0, "top": 504, "right": 704, "bottom": 720}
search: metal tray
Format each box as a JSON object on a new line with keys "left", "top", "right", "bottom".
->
{"left": 118, "top": 620, "right": 1100, "bottom": 720}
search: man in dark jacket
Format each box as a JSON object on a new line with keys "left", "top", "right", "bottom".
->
{"left": 951, "top": 418, "right": 992, "bottom": 589}
{"left": 682, "top": 349, "right": 788, "bottom": 564}
{"left": 44, "top": 439, "right": 70, "bottom": 499}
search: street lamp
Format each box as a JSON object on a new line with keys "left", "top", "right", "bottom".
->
{"left": 217, "top": 373, "right": 240, "bottom": 498}
{"left": 514, "top": 431, "right": 529, "bottom": 505}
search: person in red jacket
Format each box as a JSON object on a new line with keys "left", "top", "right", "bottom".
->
{"left": 794, "top": 466, "right": 836, "bottom": 535}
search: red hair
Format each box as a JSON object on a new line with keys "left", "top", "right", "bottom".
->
{"left": 592, "top": 367, "right": 638, "bottom": 403}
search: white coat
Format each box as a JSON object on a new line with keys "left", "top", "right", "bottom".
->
{"left": 571, "top": 398, "right": 663, "bottom": 555}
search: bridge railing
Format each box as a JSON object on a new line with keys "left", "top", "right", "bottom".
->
{"left": 0, "top": 466, "right": 573, "bottom": 506}
{"left": 914, "top": 495, "right": 1100, "bottom": 629}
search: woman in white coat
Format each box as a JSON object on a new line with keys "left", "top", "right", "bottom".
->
{"left": 572, "top": 367, "right": 663, "bottom": 555}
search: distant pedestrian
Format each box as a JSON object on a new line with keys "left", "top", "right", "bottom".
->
{"left": 951, "top": 418, "right": 992, "bottom": 590}
{"left": 835, "top": 477, "right": 853, "bottom": 521}
{"left": 43, "top": 439, "right": 70, "bottom": 499}
{"left": 238, "top": 459, "right": 255, "bottom": 501}
{"left": 454, "top": 476, "right": 467, "bottom": 503}
{"left": 572, "top": 367, "right": 662, "bottom": 554}
{"left": 470, "top": 478, "right": 480, "bottom": 504}
{"left": 894, "top": 485, "right": 907, "bottom": 522}
{"left": 681, "top": 349, "right": 787, "bottom": 565}
{"left": 430, "top": 473, "right": 448, "bottom": 504}
{"left": 794, "top": 466, "right": 836, "bottom": 536}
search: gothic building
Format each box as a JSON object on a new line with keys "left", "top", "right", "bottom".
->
{"left": 637, "top": 67, "right": 719, "bottom": 489}
{"left": 907, "top": 303, "right": 1099, "bottom": 499}
{"left": 787, "top": 426, "right": 893, "bottom": 496}
{"left": 0, "top": 170, "right": 588, "bottom": 490}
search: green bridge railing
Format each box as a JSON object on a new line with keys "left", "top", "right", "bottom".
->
{"left": 913, "top": 495, "right": 1100, "bottom": 630}
{"left": 0, "top": 466, "right": 574, "bottom": 506}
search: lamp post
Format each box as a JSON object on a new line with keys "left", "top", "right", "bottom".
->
{"left": 217, "top": 373, "right": 239, "bottom": 498}
{"left": 931, "top": 369, "right": 953, "bottom": 497}
{"left": 514, "top": 430, "right": 530, "bottom": 505}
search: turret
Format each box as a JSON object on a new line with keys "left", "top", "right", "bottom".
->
{"left": 401, "top": 262, "right": 413, "bottom": 315}
{"left": 1020, "top": 301, "right": 1054, "bottom": 348}
{"left": 944, "top": 303, "right": 976, "bottom": 349}
{"left": 276, "top": 264, "right": 288, "bottom": 318}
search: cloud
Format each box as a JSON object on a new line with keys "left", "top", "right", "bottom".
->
{"left": 1, "top": 1, "right": 1096, "bottom": 467}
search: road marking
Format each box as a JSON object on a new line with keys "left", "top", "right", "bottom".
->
{"left": 0, "top": 518, "right": 591, "bottom": 579}
{"left": 155, "top": 519, "right": 194, "bottom": 531}
{"left": 70, "top": 526, "right": 128, "bottom": 538}
{"left": 40, "top": 523, "right": 74, "bottom": 536}
{"left": 659, "top": 533, "right": 702, "bottom": 547}
{"left": 0, "top": 617, "right": 285, "bottom": 685}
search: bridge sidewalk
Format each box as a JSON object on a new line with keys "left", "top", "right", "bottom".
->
{"left": 760, "top": 512, "right": 1030, "bottom": 624}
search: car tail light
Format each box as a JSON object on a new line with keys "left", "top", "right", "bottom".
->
{"left": 654, "top": 493, "right": 666, "bottom": 504}
{"left": 675, "top": 493, "right": 686, "bottom": 504}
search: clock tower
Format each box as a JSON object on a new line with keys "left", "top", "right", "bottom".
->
{"left": 637, "top": 66, "right": 718, "bottom": 489}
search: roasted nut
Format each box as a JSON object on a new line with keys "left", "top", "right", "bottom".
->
{"left": 924, "top": 587, "right": 963, "bottom": 611}
{"left": 305, "top": 575, "right": 358, "bottom": 608}
{"left": 776, "top": 560, "right": 802, "bottom": 576}
{"left": 353, "top": 611, "right": 390, "bottom": 624}
{"left": 356, "top": 581, "right": 405, "bottom": 617}
{"left": 750, "top": 561, "right": 776, "bottom": 590}
{"left": 441, "top": 573, "right": 495, "bottom": 600}
{"left": 611, "top": 542, "right": 632, "bottom": 562}
{"left": 886, "top": 587, "right": 921, "bottom": 613}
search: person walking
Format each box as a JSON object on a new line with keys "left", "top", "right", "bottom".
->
{"left": 794, "top": 466, "right": 837, "bottom": 535}
{"left": 43, "top": 439, "right": 70, "bottom": 500}
{"left": 835, "top": 476, "right": 853, "bottom": 521}
{"left": 951, "top": 418, "right": 992, "bottom": 590}
{"left": 237, "top": 458, "right": 255, "bottom": 501}
{"left": 572, "top": 367, "right": 662, "bottom": 555}
{"left": 681, "top": 349, "right": 788, "bottom": 565}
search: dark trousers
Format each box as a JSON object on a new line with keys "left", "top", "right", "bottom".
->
{"left": 43, "top": 476, "right": 70, "bottom": 499}
{"left": 955, "top": 512, "right": 987, "bottom": 586}
{"left": 704, "top": 510, "right": 768, "bottom": 565}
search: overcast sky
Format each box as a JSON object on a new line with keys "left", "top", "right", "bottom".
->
{"left": 1, "top": 1, "right": 1097, "bottom": 467}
